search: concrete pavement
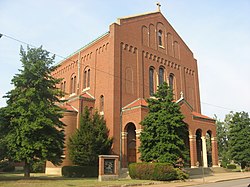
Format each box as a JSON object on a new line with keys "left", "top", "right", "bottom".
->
{"left": 139, "top": 172, "right": 250, "bottom": 187}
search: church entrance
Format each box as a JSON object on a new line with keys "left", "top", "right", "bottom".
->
{"left": 196, "top": 129, "right": 202, "bottom": 166}
{"left": 126, "top": 123, "right": 136, "bottom": 164}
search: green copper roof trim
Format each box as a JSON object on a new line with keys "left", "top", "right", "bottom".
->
{"left": 56, "top": 31, "right": 109, "bottom": 65}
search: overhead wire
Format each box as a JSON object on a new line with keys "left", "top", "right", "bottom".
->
{"left": 0, "top": 32, "right": 243, "bottom": 112}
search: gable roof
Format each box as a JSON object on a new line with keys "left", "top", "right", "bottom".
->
{"left": 80, "top": 92, "right": 95, "bottom": 100}
{"left": 117, "top": 11, "right": 160, "bottom": 24}
{"left": 61, "top": 103, "right": 78, "bottom": 112}
{"left": 122, "top": 98, "right": 148, "bottom": 111}
{"left": 192, "top": 112, "right": 215, "bottom": 121}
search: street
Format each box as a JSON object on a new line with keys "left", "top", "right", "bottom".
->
{"left": 192, "top": 178, "right": 250, "bottom": 187}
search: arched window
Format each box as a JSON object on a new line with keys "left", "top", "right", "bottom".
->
{"left": 159, "top": 67, "right": 164, "bottom": 85}
{"left": 100, "top": 95, "right": 104, "bottom": 113}
{"left": 169, "top": 73, "right": 174, "bottom": 90}
{"left": 158, "top": 30, "right": 163, "bottom": 46}
{"left": 63, "top": 81, "right": 66, "bottom": 92}
{"left": 149, "top": 67, "right": 154, "bottom": 96}
{"left": 83, "top": 67, "right": 90, "bottom": 89}
{"left": 87, "top": 69, "right": 90, "bottom": 87}
{"left": 70, "top": 74, "right": 76, "bottom": 94}
{"left": 61, "top": 81, "right": 66, "bottom": 92}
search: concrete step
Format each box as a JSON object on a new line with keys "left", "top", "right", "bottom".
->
{"left": 211, "top": 167, "right": 228, "bottom": 173}
{"left": 185, "top": 167, "right": 213, "bottom": 177}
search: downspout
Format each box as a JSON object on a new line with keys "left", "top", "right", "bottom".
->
{"left": 77, "top": 51, "right": 81, "bottom": 129}
{"left": 119, "top": 42, "right": 123, "bottom": 169}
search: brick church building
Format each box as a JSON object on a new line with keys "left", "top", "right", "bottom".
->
{"left": 46, "top": 7, "right": 219, "bottom": 174}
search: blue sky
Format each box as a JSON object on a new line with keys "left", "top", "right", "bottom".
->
{"left": 0, "top": 0, "right": 249, "bottom": 120}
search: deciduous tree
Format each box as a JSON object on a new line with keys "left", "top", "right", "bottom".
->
{"left": 228, "top": 111, "right": 250, "bottom": 169}
{"left": 1, "top": 46, "right": 65, "bottom": 177}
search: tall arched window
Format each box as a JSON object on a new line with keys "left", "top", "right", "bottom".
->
{"left": 149, "top": 67, "right": 154, "bottom": 96}
{"left": 87, "top": 69, "right": 90, "bottom": 87}
{"left": 158, "top": 30, "right": 163, "bottom": 46}
{"left": 63, "top": 81, "right": 66, "bottom": 92}
{"left": 100, "top": 95, "right": 104, "bottom": 113}
{"left": 169, "top": 73, "right": 174, "bottom": 90}
{"left": 70, "top": 74, "right": 76, "bottom": 94}
{"left": 83, "top": 67, "right": 90, "bottom": 89}
{"left": 61, "top": 81, "right": 66, "bottom": 92}
{"left": 159, "top": 67, "right": 164, "bottom": 85}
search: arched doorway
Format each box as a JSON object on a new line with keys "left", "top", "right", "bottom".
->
{"left": 126, "top": 123, "right": 136, "bottom": 164}
{"left": 206, "top": 131, "right": 212, "bottom": 167}
{"left": 196, "top": 129, "right": 202, "bottom": 166}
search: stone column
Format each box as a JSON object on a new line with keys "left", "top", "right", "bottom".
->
{"left": 121, "top": 132, "right": 128, "bottom": 168}
{"left": 201, "top": 136, "right": 208, "bottom": 167}
{"left": 189, "top": 135, "right": 198, "bottom": 168}
{"left": 211, "top": 137, "right": 219, "bottom": 167}
{"left": 135, "top": 129, "right": 142, "bottom": 163}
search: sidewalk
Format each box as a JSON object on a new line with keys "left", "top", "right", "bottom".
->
{"left": 140, "top": 172, "right": 250, "bottom": 187}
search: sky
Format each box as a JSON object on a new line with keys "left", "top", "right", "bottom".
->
{"left": 0, "top": 0, "right": 249, "bottom": 120}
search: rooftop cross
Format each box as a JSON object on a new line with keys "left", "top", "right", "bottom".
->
{"left": 156, "top": 2, "right": 161, "bottom": 12}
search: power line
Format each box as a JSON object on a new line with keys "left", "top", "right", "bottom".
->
{"left": 0, "top": 33, "right": 68, "bottom": 61}
{"left": 201, "top": 102, "right": 241, "bottom": 112}
{"left": 1, "top": 32, "right": 246, "bottom": 113}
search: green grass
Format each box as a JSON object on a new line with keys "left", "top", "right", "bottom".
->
{"left": 0, "top": 173, "right": 156, "bottom": 187}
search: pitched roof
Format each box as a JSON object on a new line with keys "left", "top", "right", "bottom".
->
{"left": 192, "top": 112, "right": 215, "bottom": 121}
{"left": 122, "top": 98, "right": 148, "bottom": 110}
{"left": 56, "top": 32, "right": 109, "bottom": 66}
{"left": 61, "top": 103, "right": 78, "bottom": 112}
{"left": 117, "top": 11, "right": 160, "bottom": 22}
{"left": 80, "top": 92, "right": 95, "bottom": 100}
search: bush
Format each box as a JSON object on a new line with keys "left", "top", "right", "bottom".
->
{"left": 129, "top": 163, "right": 155, "bottom": 180}
{"left": 175, "top": 168, "right": 189, "bottom": 180}
{"left": 244, "top": 167, "right": 250, "bottom": 172}
{"left": 129, "top": 163, "right": 188, "bottom": 181}
{"left": 0, "top": 160, "right": 15, "bottom": 172}
{"left": 62, "top": 166, "right": 98, "bottom": 178}
{"left": 227, "top": 164, "right": 236, "bottom": 169}
{"left": 221, "top": 160, "right": 228, "bottom": 168}
{"left": 31, "top": 160, "right": 45, "bottom": 173}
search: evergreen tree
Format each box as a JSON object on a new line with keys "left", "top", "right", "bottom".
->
{"left": 139, "top": 82, "right": 188, "bottom": 165}
{"left": 92, "top": 111, "right": 113, "bottom": 156}
{"left": 68, "top": 107, "right": 112, "bottom": 166}
{"left": 1, "top": 46, "right": 65, "bottom": 177}
{"left": 228, "top": 111, "right": 250, "bottom": 169}
{"left": 0, "top": 107, "right": 9, "bottom": 161}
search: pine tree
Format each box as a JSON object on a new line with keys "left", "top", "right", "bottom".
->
{"left": 68, "top": 107, "right": 112, "bottom": 166}
{"left": 1, "top": 46, "right": 65, "bottom": 177}
{"left": 228, "top": 111, "right": 250, "bottom": 169}
{"left": 139, "top": 82, "right": 188, "bottom": 165}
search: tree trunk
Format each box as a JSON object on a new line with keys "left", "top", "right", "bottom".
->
{"left": 24, "top": 160, "right": 31, "bottom": 178}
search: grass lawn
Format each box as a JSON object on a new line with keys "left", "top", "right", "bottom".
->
{"left": 0, "top": 173, "right": 156, "bottom": 187}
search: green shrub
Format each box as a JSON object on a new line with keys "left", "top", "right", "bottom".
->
{"left": 0, "top": 160, "right": 15, "bottom": 172}
{"left": 31, "top": 160, "right": 45, "bottom": 173}
{"left": 129, "top": 163, "right": 155, "bottom": 180}
{"left": 175, "top": 168, "right": 189, "bottom": 180}
{"left": 244, "top": 167, "right": 250, "bottom": 172}
{"left": 221, "top": 160, "right": 228, "bottom": 168}
{"left": 153, "top": 163, "right": 177, "bottom": 181}
{"left": 129, "top": 163, "right": 188, "bottom": 181}
{"left": 227, "top": 164, "right": 236, "bottom": 169}
{"left": 62, "top": 166, "right": 98, "bottom": 178}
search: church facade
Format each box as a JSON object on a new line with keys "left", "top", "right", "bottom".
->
{"left": 46, "top": 9, "right": 219, "bottom": 174}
